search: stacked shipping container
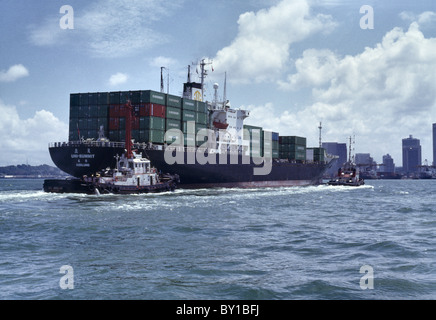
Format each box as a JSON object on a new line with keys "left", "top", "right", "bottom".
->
{"left": 70, "top": 91, "right": 320, "bottom": 162}
{"left": 279, "top": 136, "right": 307, "bottom": 161}
{"left": 69, "top": 93, "right": 109, "bottom": 141}
{"left": 306, "top": 147, "right": 326, "bottom": 162}
{"left": 69, "top": 90, "right": 209, "bottom": 147}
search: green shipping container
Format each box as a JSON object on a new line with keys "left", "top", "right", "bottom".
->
{"left": 97, "top": 118, "right": 108, "bottom": 130}
{"left": 70, "top": 105, "right": 79, "bottom": 118}
{"left": 120, "top": 91, "right": 129, "bottom": 104}
{"left": 89, "top": 105, "right": 99, "bottom": 118}
{"left": 86, "top": 130, "right": 98, "bottom": 140}
{"left": 98, "top": 92, "right": 109, "bottom": 105}
{"left": 98, "top": 105, "right": 108, "bottom": 118}
{"left": 166, "top": 94, "right": 182, "bottom": 108}
{"left": 88, "top": 93, "right": 99, "bottom": 105}
{"left": 78, "top": 118, "right": 88, "bottom": 130}
{"left": 308, "top": 147, "right": 325, "bottom": 162}
{"left": 279, "top": 151, "right": 306, "bottom": 161}
{"left": 69, "top": 130, "right": 79, "bottom": 141}
{"left": 166, "top": 106, "right": 182, "bottom": 120}
{"left": 87, "top": 118, "right": 98, "bottom": 130}
{"left": 139, "top": 130, "right": 165, "bottom": 144}
{"left": 129, "top": 91, "right": 141, "bottom": 104}
{"left": 70, "top": 94, "right": 80, "bottom": 106}
{"left": 166, "top": 118, "right": 182, "bottom": 131}
{"left": 182, "top": 110, "right": 196, "bottom": 122}
{"left": 119, "top": 117, "right": 126, "bottom": 130}
{"left": 196, "top": 101, "right": 208, "bottom": 113}
{"left": 132, "top": 130, "right": 140, "bottom": 142}
{"left": 140, "top": 90, "right": 166, "bottom": 105}
{"left": 243, "top": 125, "right": 263, "bottom": 142}
{"left": 182, "top": 99, "right": 196, "bottom": 111}
{"left": 109, "top": 92, "right": 120, "bottom": 104}
{"left": 196, "top": 112, "right": 208, "bottom": 125}
{"left": 109, "top": 130, "right": 120, "bottom": 141}
{"left": 140, "top": 117, "right": 165, "bottom": 131}
{"left": 182, "top": 122, "right": 208, "bottom": 134}
{"left": 184, "top": 134, "right": 196, "bottom": 146}
{"left": 279, "top": 136, "right": 307, "bottom": 146}
{"left": 79, "top": 93, "right": 89, "bottom": 106}
{"left": 280, "top": 144, "right": 306, "bottom": 153}
{"left": 272, "top": 140, "right": 279, "bottom": 150}
{"left": 77, "top": 106, "right": 90, "bottom": 118}
{"left": 164, "top": 130, "right": 183, "bottom": 145}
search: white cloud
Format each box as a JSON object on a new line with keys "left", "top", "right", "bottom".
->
{"left": 29, "top": 0, "right": 182, "bottom": 58}
{"left": 108, "top": 73, "right": 128, "bottom": 86}
{"left": 0, "top": 100, "right": 68, "bottom": 165}
{"left": 0, "top": 64, "right": 29, "bottom": 82}
{"left": 258, "top": 21, "right": 436, "bottom": 163}
{"left": 213, "top": 0, "right": 337, "bottom": 83}
{"left": 400, "top": 11, "right": 436, "bottom": 25}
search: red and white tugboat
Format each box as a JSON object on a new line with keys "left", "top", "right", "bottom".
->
{"left": 85, "top": 151, "right": 179, "bottom": 194}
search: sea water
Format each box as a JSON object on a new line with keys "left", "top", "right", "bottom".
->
{"left": 0, "top": 179, "right": 434, "bottom": 300}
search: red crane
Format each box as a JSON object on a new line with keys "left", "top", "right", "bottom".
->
{"left": 124, "top": 100, "right": 134, "bottom": 159}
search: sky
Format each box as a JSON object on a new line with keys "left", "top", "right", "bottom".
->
{"left": 0, "top": 0, "right": 435, "bottom": 166}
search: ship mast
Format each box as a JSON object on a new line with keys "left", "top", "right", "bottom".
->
{"left": 160, "top": 67, "right": 165, "bottom": 93}
{"left": 318, "top": 122, "right": 322, "bottom": 148}
{"left": 193, "top": 58, "right": 213, "bottom": 101}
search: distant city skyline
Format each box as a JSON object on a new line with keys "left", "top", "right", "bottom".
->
{"left": 322, "top": 124, "right": 436, "bottom": 171}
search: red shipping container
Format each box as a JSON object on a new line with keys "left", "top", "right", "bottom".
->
{"left": 153, "top": 104, "right": 166, "bottom": 118}
{"left": 109, "top": 117, "right": 120, "bottom": 130}
{"left": 139, "top": 103, "right": 166, "bottom": 118}
{"left": 139, "top": 104, "right": 150, "bottom": 117}
{"left": 120, "top": 104, "right": 129, "bottom": 117}
{"left": 109, "top": 105, "right": 120, "bottom": 117}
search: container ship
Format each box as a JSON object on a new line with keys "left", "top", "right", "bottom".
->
{"left": 48, "top": 61, "right": 332, "bottom": 188}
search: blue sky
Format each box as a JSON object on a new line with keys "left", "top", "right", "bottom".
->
{"left": 1, "top": 0, "right": 435, "bottom": 166}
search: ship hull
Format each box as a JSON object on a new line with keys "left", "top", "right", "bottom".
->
{"left": 49, "top": 144, "right": 329, "bottom": 188}
{"left": 144, "top": 149, "right": 327, "bottom": 188}
{"left": 49, "top": 143, "right": 125, "bottom": 178}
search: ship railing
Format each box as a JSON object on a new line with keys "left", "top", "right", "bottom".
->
{"left": 49, "top": 141, "right": 126, "bottom": 148}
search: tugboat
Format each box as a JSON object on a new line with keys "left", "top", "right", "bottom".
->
{"left": 81, "top": 151, "right": 179, "bottom": 195}
{"left": 327, "top": 137, "right": 365, "bottom": 187}
{"left": 327, "top": 162, "right": 365, "bottom": 186}
{"left": 44, "top": 101, "right": 179, "bottom": 194}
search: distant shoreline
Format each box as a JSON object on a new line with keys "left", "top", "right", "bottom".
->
{"left": 0, "top": 164, "right": 68, "bottom": 180}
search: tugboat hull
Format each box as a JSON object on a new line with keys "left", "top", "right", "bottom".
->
{"left": 43, "top": 176, "right": 178, "bottom": 195}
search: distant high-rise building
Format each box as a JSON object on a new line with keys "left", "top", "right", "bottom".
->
{"left": 382, "top": 154, "right": 395, "bottom": 173}
{"left": 356, "top": 153, "right": 376, "bottom": 173}
{"left": 402, "top": 135, "right": 422, "bottom": 173}
{"left": 322, "top": 142, "right": 347, "bottom": 176}
{"left": 433, "top": 123, "right": 436, "bottom": 166}
{"left": 355, "top": 153, "right": 374, "bottom": 166}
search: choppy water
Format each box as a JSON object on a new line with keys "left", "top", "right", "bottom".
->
{"left": 0, "top": 179, "right": 435, "bottom": 300}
